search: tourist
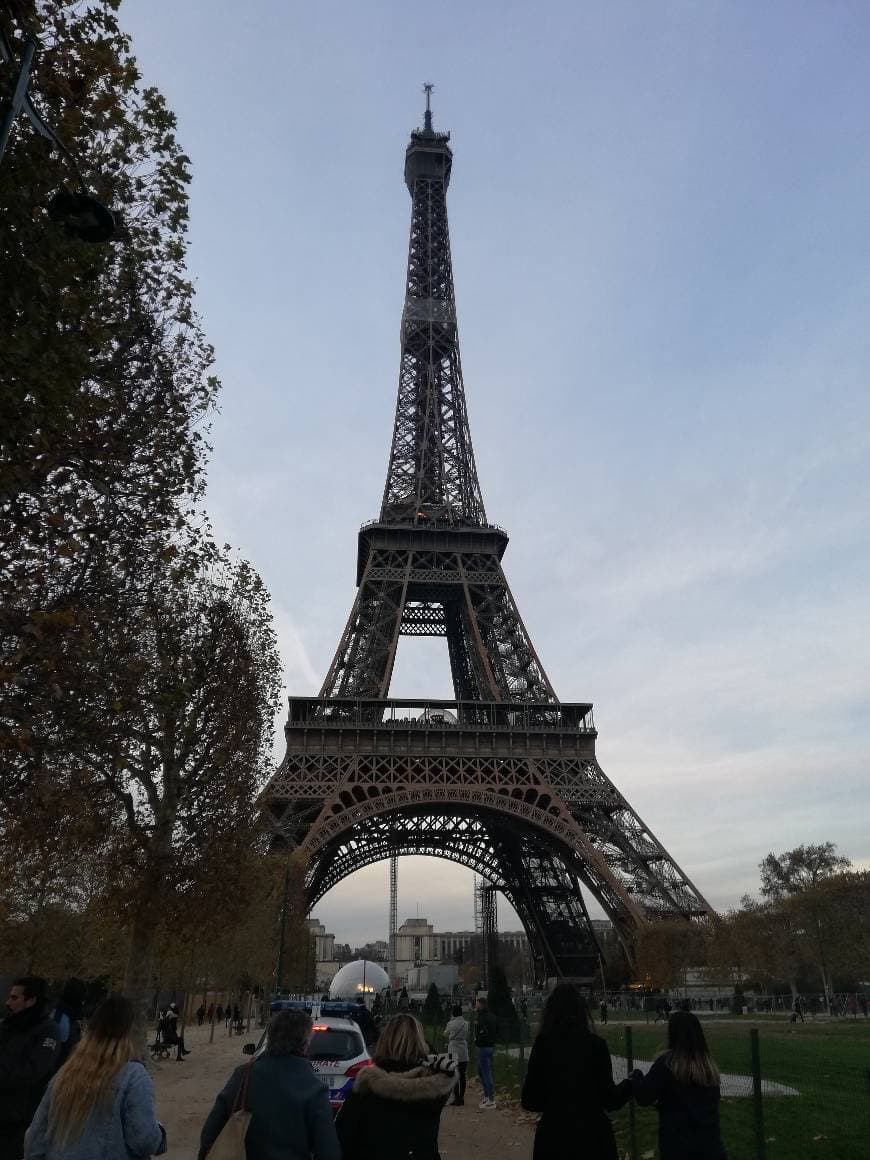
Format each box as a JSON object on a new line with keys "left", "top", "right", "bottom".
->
{"left": 521, "top": 983, "right": 631, "bottom": 1160}
{"left": 631, "top": 1010, "right": 727, "bottom": 1160}
{"left": 444, "top": 1004, "right": 468, "bottom": 1105}
{"left": 199, "top": 1008, "right": 339, "bottom": 1160}
{"left": 161, "top": 1004, "right": 190, "bottom": 1061}
{"left": 371, "top": 993, "right": 384, "bottom": 1027}
{"left": 0, "top": 977, "right": 60, "bottom": 1160}
{"left": 25, "top": 993, "right": 166, "bottom": 1160}
{"left": 335, "top": 1014, "right": 455, "bottom": 1159}
{"left": 474, "top": 995, "right": 498, "bottom": 1108}
{"left": 51, "top": 979, "right": 86, "bottom": 1069}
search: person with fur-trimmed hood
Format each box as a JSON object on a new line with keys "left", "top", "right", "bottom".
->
{"left": 336, "top": 1014, "right": 455, "bottom": 1160}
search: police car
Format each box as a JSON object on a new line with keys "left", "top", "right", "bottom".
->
{"left": 243, "top": 1006, "right": 372, "bottom": 1113}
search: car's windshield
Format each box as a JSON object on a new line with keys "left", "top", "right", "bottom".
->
{"left": 309, "top": 1029, "right": 363, "bottom": 1061}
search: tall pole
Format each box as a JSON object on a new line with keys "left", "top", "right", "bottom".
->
{"left": 388, "top": 855, "right": 398, "bottom": 986}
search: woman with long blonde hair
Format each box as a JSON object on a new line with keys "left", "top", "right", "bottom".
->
{"left": 631, "top": 1009, "right": 727, "bottom": 1159}
{"left": 336, "top": 1013, "right": 456, "bottom": 1160}
{"left": 25, "top": 994, "right": 166, "bottom": 1160}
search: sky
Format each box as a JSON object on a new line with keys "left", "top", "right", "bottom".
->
{"left": 121, "top": 0, "right": 870, "bottom": 947}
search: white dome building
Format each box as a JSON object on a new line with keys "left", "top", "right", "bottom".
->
{"left": 329, "top": 959, "right": 390, "bottom": 999}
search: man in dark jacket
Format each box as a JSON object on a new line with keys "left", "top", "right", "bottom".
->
{"left": 474, "top": 996, "right": 498, "bottom": 1108}
{"left": 0, "top": 977, "right": 60, "bottom": 1160}
{"left": 199, "top": 1008, "right": 339, "bottom": 1160}
{"left": 351, "top": 997, "right": 377, "bottom": 1047}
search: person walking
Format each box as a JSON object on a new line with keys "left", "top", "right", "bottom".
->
{"left": 51, "top": 980, "right": 86, "bottom": 1071}
{"left": 599, "top": 998, "right": 608, "bottom": 1025}
{"left": 351, "top": 997, "right": 377, "bottom": 1047}
{"left": 199, "top": 1008, "right": 339, "bottom": 1160}
{"left": 521, "top": 983, "right": 631, "bottom": 1160}
{"left": 473, "top": 996, "right": 497, "bottom": 1109}
{"left": 206, "top": 1003, "right": 214, "bottom": 1024}
{"left": 335, "top": 1014, "right": 455, "bottom": 1160}
{"left": 791, "top": 995, "right": 804, "bottom": 1023}
{"left": 215, "top": 1004, "right": 224, "bottom": 1026}
{"left": 25, "top": 993, "right": 166, "bottom": 1160}
{"left": 631, "top": 1010, "right": 727, "bottom": 1159}
{"left": 444, "top": 1005, "right": 468, "bottom": 1106}
{"left": 196, "top": 1004, "right": 206, "bottom": 1028}
{"left": 0, "top": 977, "right": 60, "bottom": 1160}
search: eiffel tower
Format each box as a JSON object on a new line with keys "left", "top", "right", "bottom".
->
{"left": 265, "top": 90, "right": 712, "bottom": 981}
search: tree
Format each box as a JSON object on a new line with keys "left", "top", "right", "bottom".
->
{"left": 634, "top": 919, "right": 705, "bottom": 991}
{"left": 705, "top": 844, "right": 858, "bottom": 1003}
{"left": 758, "top": 843, "right": 851, "bottom": 1003}
{"left": 759, "top": 843, "right": 851, "bottom": 900}
{"left": 0, "top": 5, "right": 285, "bottom": 1028}
{"left": 1, "top": 1, "right": 218, "bottom": 773}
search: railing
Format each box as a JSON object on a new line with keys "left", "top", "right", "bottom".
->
{"left": 358, "top": 518, "right": 509, "bottom": 537}
{"left": 286, "top": 696, "right": 595, "bottom": 733}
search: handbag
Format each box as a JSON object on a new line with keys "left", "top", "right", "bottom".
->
{"left": 206, "top": 1059, "right": 255, "bottom": 1160}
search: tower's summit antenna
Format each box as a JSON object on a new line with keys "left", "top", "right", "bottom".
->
{"left": 423, "top": 81, "right": 434, "bottom": 131}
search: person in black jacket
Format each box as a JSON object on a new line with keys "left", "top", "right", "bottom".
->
{"left": 631, "top": 1011, "right": 727, "bottom": 1160}
{"left": 0, "top": 977, "right": 60, "bottom": 1160}
{"left": 473, "top": 996, "right": 498, "bottom": 1108}
{"left": 336, "top": 1014, "right": 455, "bottom": 1160}
{"left": 520, "top": 983, "right": 630, "bottom": 1160}
{"left": 351, "top": 997, "right": 377, "bottom": 1047}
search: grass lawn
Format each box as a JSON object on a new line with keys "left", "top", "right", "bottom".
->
{"left": 492, "top": 1018, "right": 870, "bottom": 1160}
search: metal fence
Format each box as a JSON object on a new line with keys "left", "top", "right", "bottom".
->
{"left": 423, "top": 1011, "right": 870, "bottom": 1160}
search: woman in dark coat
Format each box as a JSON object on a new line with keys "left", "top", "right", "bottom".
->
{"left": 336, "top": 1014, "right": 455, "bottom": 1160}
{"left": 521, "top": 984, "right": 630, "bottom": 1160}
{"left": 631, "top": 1010, "right": 727, "bottom": 1159}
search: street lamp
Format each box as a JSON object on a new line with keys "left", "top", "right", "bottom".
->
{"left": 0, "top": 26, "right": 115, "bottom": 242}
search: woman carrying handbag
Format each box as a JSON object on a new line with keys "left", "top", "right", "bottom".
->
{"left": 199, "top": 1009, "right": 339, "bottom": 1160}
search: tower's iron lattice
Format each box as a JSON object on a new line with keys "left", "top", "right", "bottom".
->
{"left": 478, "top": 880, "right": 498, "bottom": 990}
{"left": 263, "top": 95, "right": 712, "bottom": 983}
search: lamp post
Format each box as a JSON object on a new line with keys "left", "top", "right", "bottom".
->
{"left": 0, "top": 26, "right": 114, "bottom": 241}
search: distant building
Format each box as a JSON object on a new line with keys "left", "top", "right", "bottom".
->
{"left": 306, "top": 917, "right": 335, "bottom": 962}
{"left": 314, "top": 916, "right": 618, "bottom": 990}
{"left": 306, "top": 917, "right": 340, "bottom": 988}
{"left": 395, "top": 917, "right": 436, "bottom": 965}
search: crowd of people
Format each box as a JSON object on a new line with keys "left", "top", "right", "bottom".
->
{"left": 0, "top": 974, "right": 731, "bottom": 1160}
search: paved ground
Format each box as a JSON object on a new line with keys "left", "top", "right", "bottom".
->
{"left": 153, "top": 1021, "right": 537, "bottom": 1160}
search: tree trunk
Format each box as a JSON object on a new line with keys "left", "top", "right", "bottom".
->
{"left": 123, "top": 801, "right": 176, "bottom": 1052}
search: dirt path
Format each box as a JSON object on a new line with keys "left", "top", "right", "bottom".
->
{"left": 153, "top": 1022, "right": 536, "bottom": 1160}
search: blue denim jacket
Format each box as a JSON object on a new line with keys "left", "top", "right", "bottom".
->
{"left": 25, "top": 1060, "right": 166, "bottom": 1160}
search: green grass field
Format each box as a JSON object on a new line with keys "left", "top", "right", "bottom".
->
{"left": 491, "top": 1018, "right": 870, "bottom": 1160}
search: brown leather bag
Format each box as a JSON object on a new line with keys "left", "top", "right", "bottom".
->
{"left": 205, "top": 1059, "right": 255, "bottom": 1160}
